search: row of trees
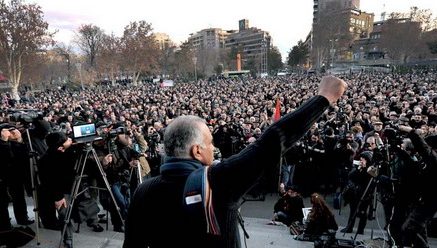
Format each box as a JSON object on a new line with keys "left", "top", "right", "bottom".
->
{"left": 287, "top": 6, "right": 437, "bottom": 70}
{"left": 0, "top": 0, "right": 285, "bottom": 99}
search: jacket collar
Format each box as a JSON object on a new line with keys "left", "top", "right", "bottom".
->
{"left": 160, "top": 157, "right": 203, "bottom": 177}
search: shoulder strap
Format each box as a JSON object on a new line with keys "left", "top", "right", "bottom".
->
{"left": 183, "top": 166, "right": 221, "bottom": 235}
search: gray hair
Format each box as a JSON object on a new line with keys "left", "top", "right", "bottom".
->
{"left": 164, "top": 115, "right": 206, "bottom": 158}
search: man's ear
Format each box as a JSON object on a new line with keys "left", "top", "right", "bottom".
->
{"left": 191, "top": 144, "right": 202, "bottom": 161}
{"left": 57, "top": 146, "right": 65, "bottom": 152}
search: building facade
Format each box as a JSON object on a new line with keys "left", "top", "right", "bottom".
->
{"left": 153, "top": 33, "right": 172, "bottom": 50}
{"left": 188, "top": 28, "right": 234, "bottom": 50}
{"left": 311, "top": 0, "right": 373, "bottom": 67}
{"left": 225, "top": 19, "right": 271, "bottom": 74}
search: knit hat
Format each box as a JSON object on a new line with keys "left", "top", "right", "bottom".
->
{"left": 359, "top": 151, "right": 373, "bottom": 164}
{"left": 46, "top": 132, "right": 67, "bottom": 149}
{"left": 0, "top": 123, "right": 15, "bottom": 132}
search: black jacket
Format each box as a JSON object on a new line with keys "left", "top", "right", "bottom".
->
{"left": 38, "top": 148, "right": 77, "bottom": 202}
{"left": 123, "top": 95, "right": 330, "bottom": 248}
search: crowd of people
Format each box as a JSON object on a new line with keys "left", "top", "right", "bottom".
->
{"left": 0, "top": 70, "right": 437, "bottom": 247}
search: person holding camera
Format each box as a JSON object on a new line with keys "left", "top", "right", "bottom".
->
{"left": 103, "top": 130, "right": 140, "bottom": 231}
{"left": 386, "top": 135, "right": 422, "bottom": 247}
{"left": 0, "top": 123, "right": 33, "bottom": 230}
{"left": 390, "top": 125, "right": 437, "bottom": 248}
{"left": 38, "top": 132, "right": 76, "bottom": 248}
{"left": 123, "top": 75, "right": 347, "bottom": 248}
{"left": 341, "top": 151, "right": 374, "bottom": 234}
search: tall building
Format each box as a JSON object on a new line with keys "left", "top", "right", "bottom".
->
{"left": 188, "top": 28, "right": 234, "bottom": 50}
{"left": 313, "top": 0, "right": 360, "bottom": 24}
{"left": 225, "top": 19, "right": 271, "bottom": 74}
{"left": 311, "top": 0, "right": 373, "bottom": 66}
{"left": 153, "top": 33, "right": 172, "bottom": 50}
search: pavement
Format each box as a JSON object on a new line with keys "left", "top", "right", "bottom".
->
{"left": 4, "top": 194, "right": 437, "bottom": 247}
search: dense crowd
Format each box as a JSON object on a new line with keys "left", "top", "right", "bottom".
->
{"left": 1, "top": 71, "right": 437, "bottom": 247}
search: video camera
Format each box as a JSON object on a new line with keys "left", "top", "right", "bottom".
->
{"left": 383, "top": 122, "right": 406, "bottom": 146}
{"left": 8, "top": 109, "right": 43, "bottom": 124}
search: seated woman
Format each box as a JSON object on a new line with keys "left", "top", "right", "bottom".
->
{"left": 305, "top": 193, "right": 338, "bottom": 236}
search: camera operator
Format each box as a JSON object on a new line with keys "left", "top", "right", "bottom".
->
{"left": 212, "top": 120, "right": 233, "bottom": 158}
{"left": 39, "top": 131, "right": 104, "bottom": 247}
{"left": 102, "top": 128, "right": 141, "bottom": 230}
{"left": 145, "top": 125, "right": 163, "bottom": 176}
{"left": 333, "top": 132, "right": 359, "bottom": 191}
{"left": 385, "top": 134, "right": 422, "bottom": 247}
{"left": 341, "top": 151, "right": 374, "bottom": 234}
{"left": 131, "top": 125, "right": 151, "bottom": 179}
{"left": 0, "top": 123, "right": 34, "bottom": 230}
{"left": 38, "top": 132, "right": 76, "bottom": 248}
{"left": 391, "top": 125, "right": 437, "bottom": 247}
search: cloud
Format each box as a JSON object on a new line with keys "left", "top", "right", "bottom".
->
{"left": 44, "top": 10, "right": 91, "bottom": 31}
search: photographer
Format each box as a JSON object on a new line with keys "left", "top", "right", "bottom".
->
{"left": 392, "top": 125, "right": 437, "bottom": 247}
{"left": 145, "top": 125, "right": 163, "bottom": 176}
{"left": 103, "top": 129, "right": 141, "bottom": 229}
{"left": 0, "top": 123, "right": 33, "bottom": 229}
{"left": 333, "top": 132, "right": 358, "bottom": 191}
{"left": 387, "top": 135, "right": 422, "bottom": 247}
{"left": 341, "top": 151, "right": 374, "bottom": 234}
{"left": 38, "top": 132, "right": 76, "bottom": 248}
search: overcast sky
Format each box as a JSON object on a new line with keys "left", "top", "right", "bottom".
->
{"left": 30, "top": 0, "right": 437, "bottom": 59}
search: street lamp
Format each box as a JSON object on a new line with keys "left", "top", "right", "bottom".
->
{"left": 192, "top": 56, "right": 197, "bottom": 82}
{"left": 75, "top": 63, "right": 84, "bottom": 90}
{"left": 329, "top": 38, "right": 338, "bottom": 68}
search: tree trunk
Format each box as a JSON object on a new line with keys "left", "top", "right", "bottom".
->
{"left": 11, "top": 83, "right": 20, "bottom": 101}
{"left": 133, "top": 72, "right": 140, "bottom": 86}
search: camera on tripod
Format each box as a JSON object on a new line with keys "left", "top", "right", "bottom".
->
{"left": 383, "top": 123, "right": 406, "bottom": 146}
{"left": 8, "top": 109, "right": 43, "bottom": 126}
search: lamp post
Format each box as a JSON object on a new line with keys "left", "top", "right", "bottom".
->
{"left": 192, "top": 56, "right": 197, "bottom": 82}
{"left": 75, "top": 63, "right": 84, "bottom": 90}
{"left": 329, "top": 38, "right": 338, "bottom": 68}
{"left": 66, "top": 56, "right": 71, "bottom": 83}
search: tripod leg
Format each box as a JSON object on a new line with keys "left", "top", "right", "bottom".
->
{"left": 29, "top": 156, "right": 41, "bottom": 245}
{"left": 59, "top": 151, "right": 88, "bottom": 248}
{"left": 351, "top": 177, "right": 376, "bottom": 241}
{"left": 91, "top": 149, "right": 124, "bottom": 227}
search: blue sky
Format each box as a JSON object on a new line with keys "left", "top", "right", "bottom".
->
{"left": 31, "top": 0, "right": 437, "bottom": 59}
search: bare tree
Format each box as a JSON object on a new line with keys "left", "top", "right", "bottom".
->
{"left": 97, "top": 33, "right": 121, "bottom": 85}
{"left": 0, "top": 0, "right": 53, "bottom": 99}
{"left": 172, "top": 41, "right": 195, "bottom": 80}
{"left": 120, "top": 20, "right": 160, "bottom": 83}
{"left": 158, "top": 40, "right": 177, "bottom": 78}
{"left": 381, "top": 20, "right": 421, "bottom": 63}
{"left": 196, "top": 47, "right": 221, "bottom": 77}
{"left": 311, "top": 1, "right": 349, "bottom": 69}
{"left": 53, "top": 42, "right": 74, "bottom": 83}
{"left": 76, "top": 24, "right": 104, "bottom": 68}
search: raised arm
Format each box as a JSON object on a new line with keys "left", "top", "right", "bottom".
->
{"left": 210, "top": 76, "right": 347, "bottom": 200}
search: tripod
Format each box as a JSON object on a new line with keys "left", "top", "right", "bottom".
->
{"left": 58, "top": 142, "right": 123, "bottom": 248}
{"left": 342, "top": 172, "right": 387, "bottom": 244}
{"left": 24, "top": 126, "right": 41, "bottom": 245}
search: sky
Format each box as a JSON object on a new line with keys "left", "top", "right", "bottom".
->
{"left": 30, "top": 0, "right": 437, "bottom": 60}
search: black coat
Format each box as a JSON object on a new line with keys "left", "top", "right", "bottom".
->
{"left": 38, "top": 148, "right": 77, "bottom": 202}
{"left": 123, "top": 96, "right": 330, "bottom": 248}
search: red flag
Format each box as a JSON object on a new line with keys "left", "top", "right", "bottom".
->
{"left": 273, "top": 98, "right": 281, "bottom": 122}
